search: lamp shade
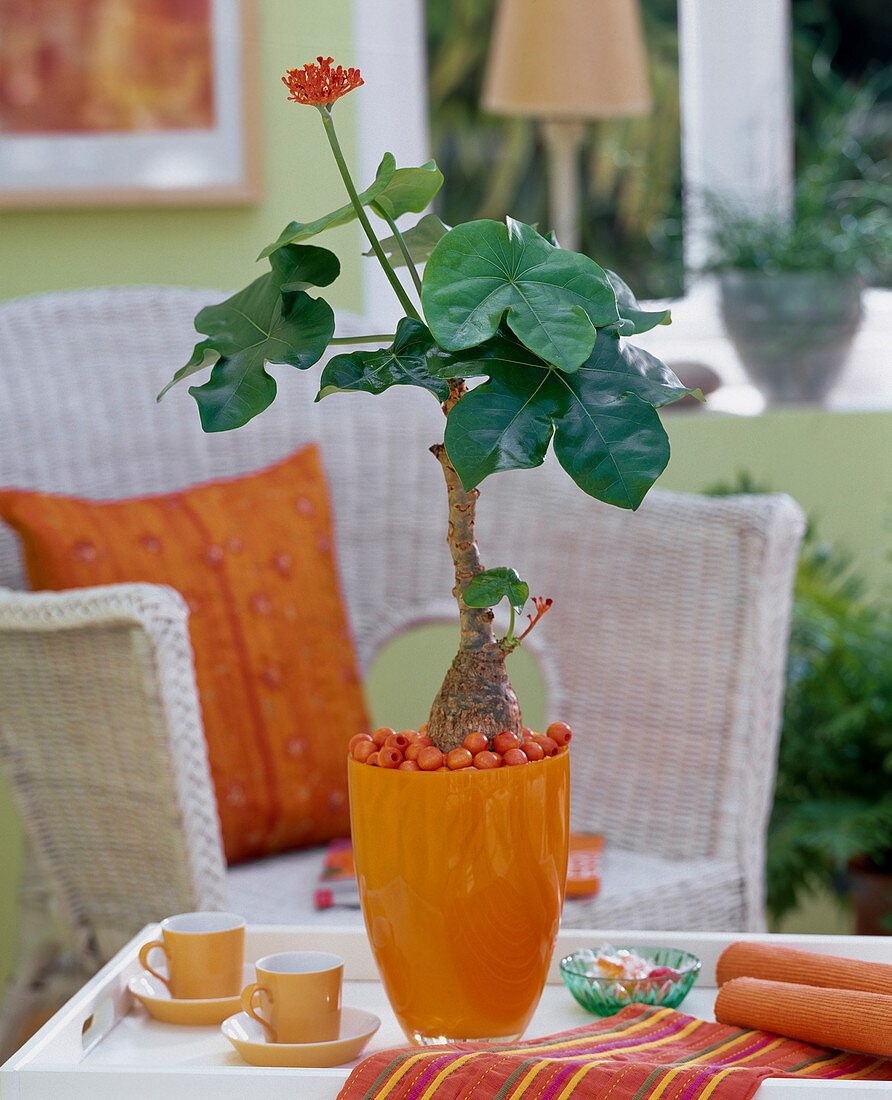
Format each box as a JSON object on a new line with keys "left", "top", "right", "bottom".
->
{"left": 482, "top": 0, "right": 652, "bottom": 120}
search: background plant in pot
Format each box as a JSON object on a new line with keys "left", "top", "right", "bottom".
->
{"left": 768, "top": 525, "right": 892, "bottom": 935}
{"left": 159, "top": 58, "right": 697, "bottom": 1040}
{"left": 709, "top": 475, "right": 892, "bottom": 935}
{"left": 705, "top": 61, "right": 891, "bottom": 406}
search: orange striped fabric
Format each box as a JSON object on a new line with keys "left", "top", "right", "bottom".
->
{"left": 335, "top": 1003, "right": 892, "bottom": 1100}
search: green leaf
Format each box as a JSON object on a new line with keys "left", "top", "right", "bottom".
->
{"left": 258, "top": 153, "right": 397, "bottom": 258}
{"left": 188, "top": 274, "right": 335, "bottom": 431}
{"left": 577, "top": 331, "right": 700, "bottom": 409}
{"left": 364, "top": 212, "right": 451, "bottom": 268}
{"left": 464, "top": 567, "right": 529, "bottom": 614}
{"left": 161, "top": 243, "right": 339, "bottom": 421}
{"left": 421, "top": 217, "right": 619, "bottom": 372}
{"left": 370, "top": 160, "right": 444, "bottom": 221}
{"left": 316, "top": 318, "right": 450, "bottom": 402}
{"left": 550, "top": 371, "right": 669, "bottom": 509}
{"left": 270, "top": 242, "right": 340, "bottom": 297}
{"left": 444, "top": 349, "right": 672, "bottom": 509}
{"left": 427, "top": 327, "right": 553, "bottom": 380}
{"left": 157, "top": 338, "right": 219, "bottom": 401}
{"left": 604, "top": 270, "right": 672, "bottom": 335}
{"left": 443, "top": 367, "right": 559, "bottom": 487}
{"left": 189, "top": 351, "right": 279, "bottom": 433}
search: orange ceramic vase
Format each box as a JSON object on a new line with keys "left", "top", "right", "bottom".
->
{"left": 348, "top": 751, "right": 570, "bottom": 1044}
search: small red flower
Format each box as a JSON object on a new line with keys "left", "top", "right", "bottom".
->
{"left": 282, "top": 56, "right": 363, "bottom": 107}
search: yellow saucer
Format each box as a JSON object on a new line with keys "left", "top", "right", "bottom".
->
{"left": 128, "top": 964, "right": 253, "bottom": 1026}
{"left": 222, "top": 1006, "right": 381, "bottom": 1067}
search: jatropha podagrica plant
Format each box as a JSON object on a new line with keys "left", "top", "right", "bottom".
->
{"left": 159, "top": 57, "right": 699, "bottom": 752}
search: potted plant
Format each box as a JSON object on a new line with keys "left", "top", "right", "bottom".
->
{"left": 159, "top": 57, "right": 695, "bottom": 1041}
{"left": 705, "top": 64, "right": 891, "bottom": 406}
{"left": 766, "top": 526, "right": 892, "bottom": 934}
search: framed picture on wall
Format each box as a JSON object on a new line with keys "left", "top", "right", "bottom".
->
{"left": 0, "top": 0, "right": 259, "bottom": 207}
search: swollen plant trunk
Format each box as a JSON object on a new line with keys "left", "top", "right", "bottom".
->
{"left": 426, "top": 389, "right": 522, "bottom": 752}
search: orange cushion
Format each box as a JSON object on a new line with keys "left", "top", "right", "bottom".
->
{"left": 0, "top": 445, "right": 370, "bottom": 864}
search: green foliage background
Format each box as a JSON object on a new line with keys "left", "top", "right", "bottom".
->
{"left": 707, "top": 475, "right": 892, "bottom": 923}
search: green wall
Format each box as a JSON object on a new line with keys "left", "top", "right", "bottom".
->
{"left": 662, "top": 407, "right": 891, "bottom": 597}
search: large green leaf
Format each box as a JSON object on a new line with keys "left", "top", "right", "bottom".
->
{"left": 550, "top": 371, "right": 669, "bottom": 509}
{"left": 605, "top": 270, "right": 672, "bottom": 335}
{"left": 576, "top": 331, "right": 701, "bottom": 409}
{"left": 370, "top": 160, "right": 444, "bottom": 221}
{"left": 443, "top": 368, "right": 559, "bottom": 487}
{"left": 429, "top": 327, "right": 699, "bottom": 412}
{"left": 463, "top": 567, "right": 529, "bottom": 614}
{"left": 365, "top": 212, "right": 450, "bottom": 268}
{"left": 258, "top": 153, "right": 397, "bottom": 259}
{"left": 188, "top": 275, "right": 335, "bottom": 431}
{"left": 316, "top": 318, "right": 450, "bottom": 402}
{"left": 428, "top": 327, "right": 552, "bottom": 380}
{"left": 444, "top": 349, "right": 673, "bottom": 509}
{"left": 421, "top": 217, "right": 619, "bottom": 372}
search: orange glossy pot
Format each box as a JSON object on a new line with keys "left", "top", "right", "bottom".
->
{"left": 348, "top": 751, "right": 570, "bottom": 1044}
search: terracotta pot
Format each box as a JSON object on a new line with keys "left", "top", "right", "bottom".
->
{"left": 847, "top": 860, "right": 892, "bottom": 936}
{"left": 348, "top": 751, "right": 570, "bottom": 1044}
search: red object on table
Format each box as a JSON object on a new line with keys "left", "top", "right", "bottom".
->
{"left": 336, "top": 1002, "right": 892, "bottom": 1100}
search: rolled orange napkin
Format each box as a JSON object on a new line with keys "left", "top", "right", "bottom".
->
{"left": 714, "top": 977, "right": 892, "bottom": 1058}
{"left": 716, "top": 940, "right": 892, "bottom": 995}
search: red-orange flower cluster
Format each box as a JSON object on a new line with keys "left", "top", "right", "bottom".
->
{"left": 282, "top": 57, "right": 363, "bottom": 107}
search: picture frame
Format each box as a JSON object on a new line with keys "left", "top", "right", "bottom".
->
{"left": 0, "top": 0, "right": 259, "bottom": 208}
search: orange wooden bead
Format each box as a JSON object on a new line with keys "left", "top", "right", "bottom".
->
{"left": 385, "top": 731, "right": 411, "bottom": 752}
{"left": 378, "top": 746, "right": 403, "bottom": 768}
{"left": 546, "top": 721, "right": 573, "bottom": 746}
{"left": 366, "top": 751, "right": 380, "bottom": 766}
{"left": 446, "top": 747, "right": 474, "bottom": 770}
{"left": 349, "top": 733, "right": 373, "bottom": 752}
{"left": 405, "top": 741, "right": 425, "bottom": 762}
{"left": 538, "top": 736, "right": 558, "bottom": 756}
{"left": 521, "top": 739, "right": 544, "bottom": 761}
{"left": 352, "top": 740, "right": 378, "bottom": 763}
{"left": 463, "top": 731, "right": 489, "bottom": 755}
{"left": 472, "top": 750, "right": 501, "bottom": 770}
{"left": 502, "top": 747, "right": 529, "bottom": 766}
{"left": 493, "top": 730, "right": 521, "bottom": 755}
{"left": 398, "top": 759, "right": 421, "bottom": 771}
{"left": 417, "top": 745, "right": 445, "bottom": 771}
{"left": 399, "top": 728, "right": 419, "bottom": 742}
{"left": 373, "top": 726, "right": 395, "bottom": 747}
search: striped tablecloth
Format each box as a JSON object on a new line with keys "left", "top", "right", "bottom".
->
{"left": 336, "top": 1003, "right": 892, "bottom": 1100}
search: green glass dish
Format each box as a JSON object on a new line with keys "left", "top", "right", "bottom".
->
{"left": 560, "top": 946, "right": 701, "bottom": 1016}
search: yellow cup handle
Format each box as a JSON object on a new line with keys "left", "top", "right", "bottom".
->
{"left": 240, "top": 982, "right": 276, "bottom": 1042}
{"left": 138, "top": 940, "right": 171, "bottom": 993}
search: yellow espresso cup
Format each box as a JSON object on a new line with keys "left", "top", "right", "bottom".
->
{"left": 138, "top": 911, "right": 245, "bottom": 1000}
{"left": 240, "top": 950, "right": 343, "bottom": 1044}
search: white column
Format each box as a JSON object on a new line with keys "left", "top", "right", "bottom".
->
{"left": 352, "top": 0, "right": 431, "bottom": 328}
{"left": 677, "top": 0, "right": 794, "bottom": 274}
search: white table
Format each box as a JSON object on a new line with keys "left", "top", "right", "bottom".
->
{"left": 2, "top": 926, "right": 891, "bottom": 1099}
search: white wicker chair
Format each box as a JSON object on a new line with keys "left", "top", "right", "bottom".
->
{"left": 0, "top": 286, "right": 805, "bottom": 1052}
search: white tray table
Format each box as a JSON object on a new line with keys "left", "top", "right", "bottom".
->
{"left": 3, "top": 926, "right": 891, "bottom": 1099}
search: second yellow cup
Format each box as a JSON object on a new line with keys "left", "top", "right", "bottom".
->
{"left": 240, "top": 951, "right": 343, "bottom": 1043}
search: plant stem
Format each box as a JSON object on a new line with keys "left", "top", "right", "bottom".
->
{"left": 329, "top": 334, "right": 395, "bottom": 345}
{"left": 370, "top": 201, "right": 425, "bottom": 299}
{"left": 318, "top": 107, "right": 421, "bottom": 321}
